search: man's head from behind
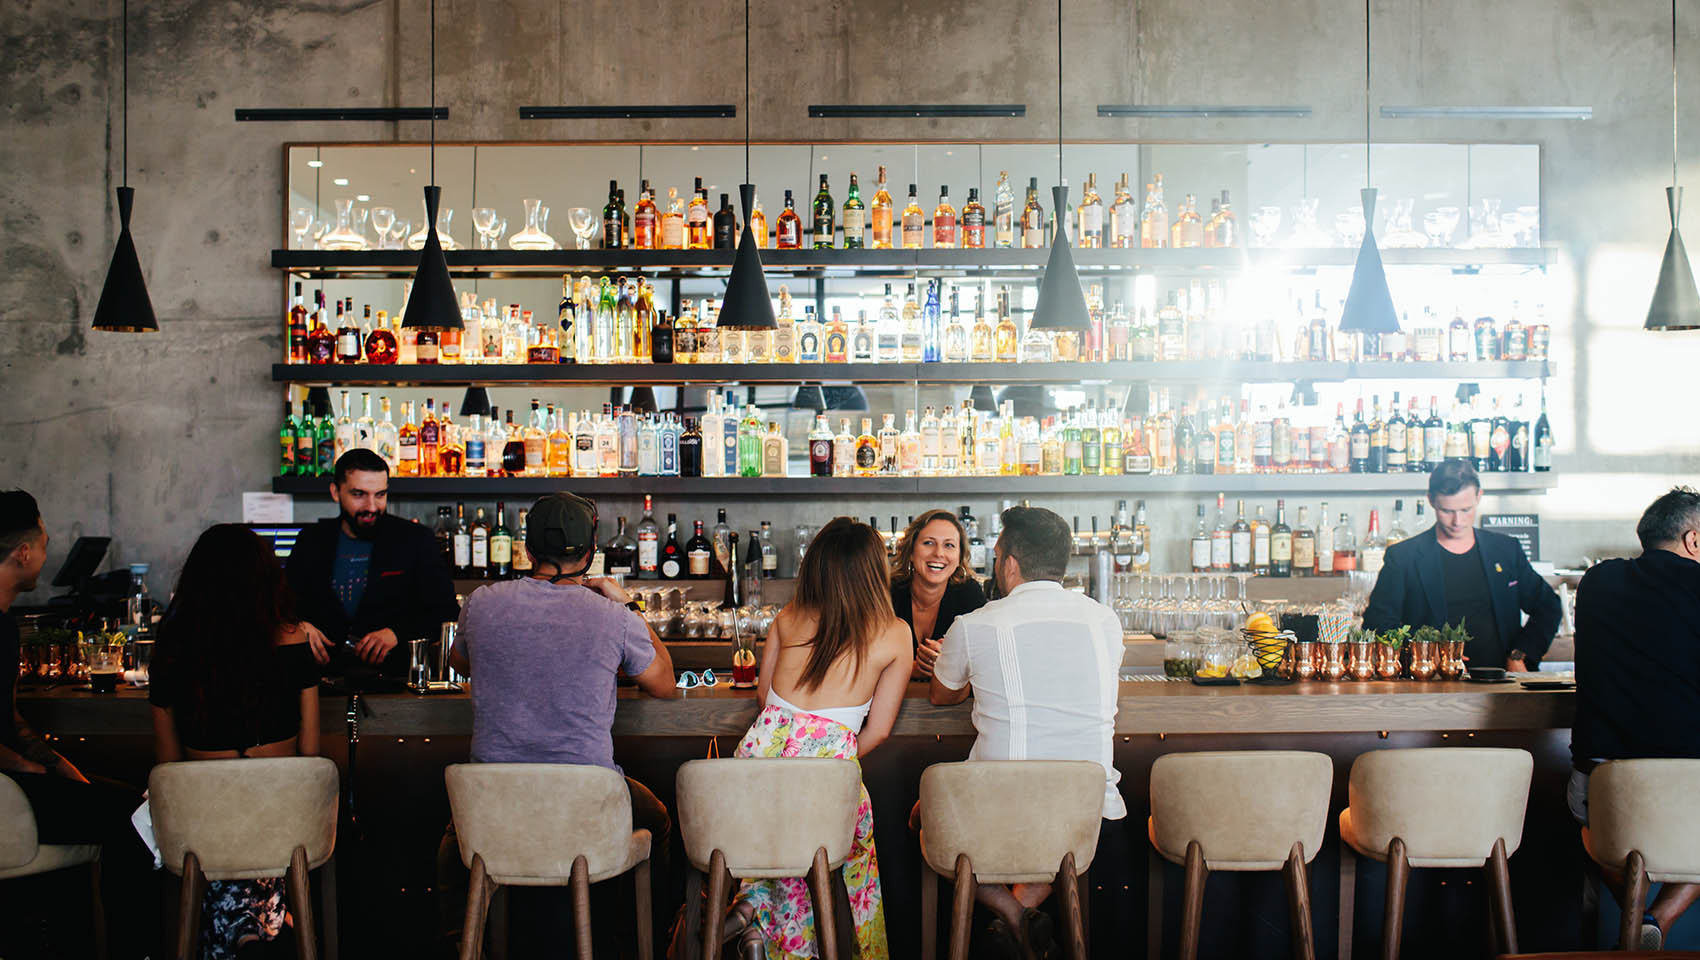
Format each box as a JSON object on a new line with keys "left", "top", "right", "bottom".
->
{"left": 1428, "top": 459, "right": 1483, "bottom": 540}
{"left": 526, "top": 493, "right": 599, "bottom": 576}
{"left": 0, "top": 490, "right": 47, "bottom": 594}
{"left": 331, "top": 449, "right": 389, "bottom": 539}
{"left": 1637, "top": 486, "right": 1700, "bottom": 560}
{"left": 993, "top": 506, "right": 1070, "bottom": 595}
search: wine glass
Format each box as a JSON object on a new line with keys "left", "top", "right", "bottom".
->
{"left": 1250, "top": 205, "right": 1282, "bottom": 247}
{"left": 568, "top": 207, "right": 598, "bottom": 249}
{"left": 370, "top": 206, "right": 396, "bottom": 246}
{"left": 388, "top": 218, "right": 410, "bottom": 250}
{"left": 490, "top": 217, "right": 508, "bottom": 249}
{"left": 472, "top": 207, "right": 499, "bottom": 249}
{"left": 290, "top": 207, "right": 316, "bottom": 249}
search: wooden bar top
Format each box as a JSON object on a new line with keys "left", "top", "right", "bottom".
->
{"left": 18, "top": 678, "right": 1574, "bottom": 739}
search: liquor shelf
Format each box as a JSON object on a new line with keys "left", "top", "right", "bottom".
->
{"left": 270, "top": 471, "right": 1558, "bottom": 498}
{"left": 272, "top": 359, "right": 1555, "bottom": 386}
{"left": 272, "top": 246, "right": 1556, "bottom": 279}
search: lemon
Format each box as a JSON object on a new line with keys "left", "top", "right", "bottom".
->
{"left": 1245, "top": 612, "right": 1277, "bottom": 635}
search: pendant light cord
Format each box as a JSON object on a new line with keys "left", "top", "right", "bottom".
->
{"left": 1364, "top": 0, "right": 1371, "bottom": 185}
{"left": 1675, "top": 0, "right": 1680, "bottom": 189}
{"left": 121, "top": 0, "right": 128, "bottom": 189}
{"left": 1056, "top": 0, "right": 1063, "bottom": 186}
{"left": 744, "top": 0, "right": 751, "bottom": 183}
{"left": 429, "top": 0, "right": 436, "bottom": 185}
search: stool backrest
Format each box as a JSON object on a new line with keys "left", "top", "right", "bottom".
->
{"left": 0, "top": 776, "right": 39, "bottom": 868}
{"left": 918, "top": 760, "right": 1104, "bottom": 877}
{"left": 445, "top": 763, "right": 634, "bottom": 882}
{"left": 1150, "top": 751, "right": 1333, "bottom": 869}
{"left": 1348, "top": 747, "right": 1532, "bottom": 862}
{"left": 149, "top": 757, "right": 338, "bottom": 880}
{"left": 677, "top": 758, "right": 860, "bottom": 876}
{"left": 1588, "top": 759, "right": 1700, "bottom": 883}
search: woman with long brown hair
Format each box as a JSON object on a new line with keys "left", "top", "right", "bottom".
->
{"left": 890, "top": 508, "right": 986, "bottom": 681}
{"left": 724, "top": 517, "right": 911, "bottom": 959}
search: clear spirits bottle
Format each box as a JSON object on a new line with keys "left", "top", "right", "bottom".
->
{"left": 943, "top": 286, "right": 969, "bottom": 362}
{"left": 876, "top": 285, "right": 902, "bottom": 362}
{"left": 877, "top": 413, "right": 900, "bottom": 475}
{"left": 993, "top": 171, "right": 1016, "bottom": 248}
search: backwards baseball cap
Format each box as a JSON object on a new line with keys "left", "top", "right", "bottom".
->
{"left": 526, "top": 492, "right": 599, "bottom": 563}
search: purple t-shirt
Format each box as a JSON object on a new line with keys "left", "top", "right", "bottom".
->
{"left": 452, "top": 578, "right": 655, "bottom": 770}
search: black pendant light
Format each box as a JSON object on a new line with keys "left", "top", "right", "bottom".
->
{"left": 458, "top": 387, "right": 492, "bottom": 418}
{"left": 91, "top": 0, "right": 157, "bottom": 333}
{"left": 1338, "top": 0, "right": 1400, "bottom": 335}
{"left": 792, "top": 385, "right": 827, "bottom": 412}
{"left": 715, "top": 0, "right": 777, "bottom": 332}
{"left": 969, "top": 385, "right": 998, "bottom": 412}
{"left": 1647, "top": 0, "right": 1700, "bottom": 331}
{"left": 401, "top": 0, "right": 462, "bottom": 332}
{"left": 1029, "top": 0, "right": 1090, "bottom": 333}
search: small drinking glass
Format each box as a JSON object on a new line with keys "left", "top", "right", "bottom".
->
{"left": 472, "top": 207, "right": 499, "bottom": 249}
{"left": 388, "top": 218, "right": 411, "bottom": 250}
{"left": 351, "top": 205, "right": 371, "bottom": 249}
{"left": 290, "top": 207, "right": 316, "bottom": 249}
{"left": 1434, "top": 205, "right": 1462, "bottom": 246}
{"left": 1251, "top": 205, "right": 1283, "bottom": 247}
{"left": 568, "top": 207, "right": 598, "bottom": 249}
{"left": 370, "top": 206, "right": 396, "bottom": 245}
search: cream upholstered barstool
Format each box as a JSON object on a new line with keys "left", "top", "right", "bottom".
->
{"left": 0, "top": 776, "right": 106, "bottom": 958}
{"left": 445, "top": 763, "right": 654, "bottom": 960}
{"left": 676, "top": 757, "right": 861, "bottom": 960}
{"left": 1146, "top": 751, "right": 1333, "bottom": 960}
{"left": 1337, "top": 747, "right": 1532, "bottom": 960}
{"left": 1581, "top": 758, "right": 1700, "bottom": 950}
{"left": 917, "top": 760, "right": 1104, "bottom": 960}
{"left": 149, "top": 757, "right": 339, "bottom": 960}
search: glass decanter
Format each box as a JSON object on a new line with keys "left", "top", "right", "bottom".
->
{"left": 1284, "top": 197, "right": 1331, "bottom": 248}
{"left": 319, "top": 197, "right": 367, "bottom": 252}
{"left": 508, "top": 198, "right": 557, "bottom": 250}
{"left": 1381, "top": 197, "right": 1427, "bottom": 248}
{"left": 406, "top": 202, "right": 459, "bottom": 250}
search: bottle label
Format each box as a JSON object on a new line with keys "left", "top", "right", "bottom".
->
{"left": 1231, "top": 531, "right": 1252, "bottom": 565}
{"left": 1292, "top": 537, "right": 1315, "bottom": 569}
{"left": 1191, "top": 538, "right": 1212, "bottom": 571}
{"left": 1254, "top": 535, "right": 1270, "bottom": 567}
{"left": 1350, "top": 434, "right": 1370, "bottom": 459}
{"left": 1211, "top": 536, "right": 1231, "bottom": 568}
{"left": 661, "top": 557, "right": 682, "bottom": 578}
{"left": 762, "top": 552, "right": 778, "bottom": 572}
{"left": 638, "top": 537, "right": 658, "bottom": 570}
{"left": 1271, "top": 532, "right": 1292, "bottom": 563}
{"left": 1362, "top": 547, "right": 1385, "bottom": 574}
{"left": 688, "top": 548, "right": 710, "bottom": 576}
{"left": 843, "top": 208, "right": 865, "bottom": 238}
{"left": 453, "top": 534, "right": 470, "bottom": 567}
{"left": 490, "top": 535, "right": 512, "bottom": 565}
{"left": 472, "top": 538, "right": 488, "bottom": 568}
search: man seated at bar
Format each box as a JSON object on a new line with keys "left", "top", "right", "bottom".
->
{"left": 890, "top": 509, "right": 986, "bottom": 681}
{"left": 0, "top": 490, "right": 159, "bottom": 959}
{"left": 927, "top": 505, "right": 1126, "bottom": 956}
{"left": 1363, "top": 459, "right": 1560, "bottom": 670}
{"left": 285, "top": 448, "right": 459, "bottom": 675}
{"left": 447, "top": 492, "right": 676, "bottom": 950}
{"left": 1569, "top": 486, "right": 1700, "bottom": 949}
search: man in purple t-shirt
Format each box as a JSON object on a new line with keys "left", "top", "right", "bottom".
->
{"left": 447, "top": 492, "right": 675, "bottom": 950}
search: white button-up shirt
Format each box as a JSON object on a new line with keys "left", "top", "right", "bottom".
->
{"left": 933, "top": 579, "right": 1126, "bottom": 819}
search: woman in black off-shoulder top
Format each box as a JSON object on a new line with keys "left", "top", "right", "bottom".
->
{"left": 888, "top": 509, "right": 986, "bottom": 681}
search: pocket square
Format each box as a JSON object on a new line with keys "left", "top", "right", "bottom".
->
{"left": 1508, "top": 580, "right": 1519, "bottom": 587}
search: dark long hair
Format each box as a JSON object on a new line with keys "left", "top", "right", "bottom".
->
{"left": 791, "top": 517, "right": 895, "bottom": 692}
{"left": 155, "top": 524, "right": 299, "bottom": 744}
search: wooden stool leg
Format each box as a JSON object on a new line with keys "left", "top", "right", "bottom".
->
{"left": 459, "top": 854, "right": 493, "bottom": 960}
{"left": 921, "top": 863, "right": 939, "bottom": 960}
{"left": 1381, "top": 838, "right": 1409, "bottom": 960}
{"left": 1179, "top": 840, "right": 1207, "bottom": 960}
{"left": 1619, "top": 850, "right": 1650, "bottom": 951}
{"left": 318, "top": 856, "right": 338, "bottom": 960}
{"left": 177, "top": 852, "right": 206, "bottom": 960}
{"left": 1078, "top": 866, "right": 1091, "bottom": 958}
{"left": 90, "top": 855, "right": 108, "bottom": 960}
{"left": 634, "top": 858, "right": 653, "bottom": 960}
{"left": 287, "top": 846, "right": 319, "bottom": 960}
{"left": 488, "top": 884, "right": 508, "bottom": 960}
{"left": 949, "top": 854, "right": 975, "bottom": 960}
{"left": 1147, "top": 845, "right": 1165, "bottom": 960}
{"left": 569, "top": 854, "right": 593, "bottom": 960}
{"left": 1057, "top": 852, "right": 1087, "bottom": 960}
{"left": 808, "top": 847, "right": 840, "bottom": 960}
{"left": 702, "top": 850, "right": 729, "bottom": 960}
{"left": 1283, "top": 842, "right": 1316, "bottom": 960}
{"left": 1486, "top": 837, "right": 1516, "bottom": 954}
{"left": 830, "top": 866, "right": 856, "bottom": 959}
{"left": 1339, "top": 844, "right": 1356, "bottom": 960}
{"left": 681, "top": 868, "right": 703, "bottom": 960}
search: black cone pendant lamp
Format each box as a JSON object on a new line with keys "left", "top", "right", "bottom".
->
{"left": 1030, "top": 0, "right": 1090, "bottom": 334}
{"left": 401, "top": 0, "right": 463, "bottom": 332}
{"left": 1338, "top": 0, "right": 1399, "bottom": 335}
{"left": 715, "top": 0, "right": 776, "bottom": 332}
{"left": 1646, "top": 0, "right": 1700, "bottom": 331}
{"left": 92, "top": 0, "right": 157, "bottom": 333}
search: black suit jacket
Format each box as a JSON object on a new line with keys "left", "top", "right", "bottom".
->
{"left": 1362, "top": 526, "right": 1561, "bottom": 667}
{"left": 891, "top": 577, "right": 987, "bottom": 650}
{"left": 284, "top": 514, "right": 460, "bottom": 675}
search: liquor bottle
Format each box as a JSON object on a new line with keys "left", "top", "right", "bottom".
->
{"left": 686, "top": 520, "right": 712, "bottom": 579}
{"left": 1367, "top": 397, "right": 1388, "bottom": 473}
{"left": 1448, "top": 306, "right": 1473, "bottom": 362}
{"left": 1190, "top": 505, "right": 1211, "bottom": 573}
{"left": 901, "top": 185, "right": 925, "bottom": 249}
{"left": 1077, "top": 173, "right": 1104, "bottom": 248}
{"left": 1506, "top": 395, "right": 1530, "bottom": 472}
{"left": 1315, "top": 500, "right": 1335, "bottom": 575}
{"left": 658, "top": 514, "right": 684, "bottom": 580}
{"left": 898, "top": 409, "right": 923, "bottom": 476}
{"left": 831, "top": 417, "right": 856, "bottom": 478}
{"left": 994, "top": 288, "right": 1019, "bottom": 361}
{"left": 722, "top": 531, "right": 743, "bottom": 607}
{"left": 605, "top": 517, "right": 638, "bottom": 578}
{"left": 758, "top": 521, "right": 779, "bottom": 579}
{"left": 678, "top": 417, "right": 703, "bottom": 477}
{"left": 943, "top": 287, "right": 969, "bottom": 362}
{"left": 775, "top": 189, "right": 802, "bottom": 248}
{"left": 811, "top": 174, "right": 835, "bottom": 248}
{"left": 854, "top": 417, "right": 879, "bottom": 476}
{"left": 306, "top": 291, "right": 336, "bottom": 365}
{"left": 637, "top": 414, "right": 661, "bottom": 476}
{"left": 932, "top": 186, "right": 958, "bottom": 248}
{"left": 523, "top": 399, "right": 548, "bottom": 477}
{"left": 1326, "top": 402, "right": 1350, "bottom": 473}
{"left": 738, "top": 405, "right": 763, "bottom": 478}
{"left": 490, "top": 503, "right": 513, "bottom": 580}
{"left": 1020, "top": 177, "right": 1045, "bottom": 248}
{"left": 875, "top": 284, "right": 901, "bottom": 362}
{"left": 1269, "top": 500, "right": 1293, "bottom": 577}
{"left": 686, "top": 178, "right": 711, "bottom": 250}
{"left": 921, "top": 280, "right": 943, "bottom": 363}
{"left": 635, "top": 495, "right": 660, "bottom": 578}
{"left": 1503, "top": 302, "right": 1529, "bottom": 360}
{"left": 1349, "top": 398, "right": 1371, "bottom": 472}
{"left": 1230, "top": 498, "right": 1253, "bottom": 573}
{"left": 512, "top": 508, "right": 533, "bottom": 577}
{"left": 898, "top": 285, "right": 924, "bottom": 361}
{"left": 824, "top": 308, "right": 849, "bottom": 363}
{"left": 871, "top": 166, "right": 894, "bottom": 249}
{"left": 708, "top": 508, "right": 734, "bottom": 576}
{"left": 1081, "top": 402, "right": 1102, "bottom": 476}
{"left": 713, "top": 193, "right": 738, "bottom": 249}
{"left": 1210, "top": 493, "right": 1232, "bottom": 572}
{"left": 961, "top": 187, "right": 986, "bottom": 248}
{"left": 332, "top": 299, "right": 360, "bottom": 363}
{"left": 1360, "top": 509, "right": 1387, "bottom": 574}
{"left": 1141, "top": 176, "right": 1170, "bottom": 248}
{"left": 840, "top": 307, "right": 868, "bottom": 362}
{"left": 1331, "top": 512, "right": 1359, "bottom": 573}
{"left": 414, "top": 398, "right": 437, "bottom": 475}
{"left": 1488, "top": 397, "right": 1511, "bottom": 472}
{"left": 618, "top": 403, "right": 641, "bottom": 477}
{"left": 451, "top": 503, "right": 472, "bottom": 576}
{"left": 278, "top": 400, "right": 297, "bottom": 476}
{"left": 806, "top": 414, "right": 833, "bottom": 477}
{"left": 470, "top": 507, "right": 490, "bottom": 579}
{"left": 1385, "top": 499, "right": 1410, "bottom": 548}
{"left": 748, "top": 193, "right": 767, "bottom": 247}
{"left": 661, "top": 187, "right": 686, "bottom": 249}
{"left": 1292, "top": 506, "right": 1315, "bottom": 576}
{"left": 602, "top": 180, "right": 625, "bottom": 249}
{"left": 986, "top": 170, "right": 1015, "bottom": 248}
{"left": 633, "top": 180, "right": 659, "bottom": 249}
{"left": 287, "top": 282, "right": 309, "bottom": 362}
{"left": 1251, "top": 504, "right": 1271, "bottom": 576}
{"left": 1109, "top": 173, "right": 1137, "bottom": 249}
{"left": 1533, "top": 386, "right": 1553, "bottom": 471}
{"left": 1102, "top": 405, "right": 1124, "bottom": 475}
{"left": 1172, "top": 193, "right": 1203, "bottom": 247}
{"left": 761, "top": 422, "right": 787, "bottom": 477}
{"left": 1385, "top": 393, "right": 1408, "bottom": 473}
{"left": 365, "top": 306, "right": 397, "bottom": 364}
{"left": 876, "top": 412, "right": 900, "bottom": 475}
{"left": 840, "top": 173, "right": 865, "bottom": 248}
{"left": 1423, "top": 395, "right": 1447, "bottom": 473}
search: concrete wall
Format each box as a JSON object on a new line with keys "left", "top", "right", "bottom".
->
{"left": 5, "top": 0, "right": 1699, "bottom": 602}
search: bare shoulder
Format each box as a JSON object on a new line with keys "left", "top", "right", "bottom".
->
{"left": 879, "top": 617, "right": 913, "bottom": 659}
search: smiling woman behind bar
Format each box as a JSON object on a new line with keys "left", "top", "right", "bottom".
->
{"left": 890, "top": 509, "right": 987, "bottom": 681}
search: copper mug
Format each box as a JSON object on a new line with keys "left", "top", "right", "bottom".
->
{"left": 1408, "top": 640, "right": 1438, "bottom": 680}
{"left": 1375, "top": 644, "right": 1404, "bottom": 680}
{"left": 1438, "top": 639, "right": 1467, "bottom": 679}
{"left": 1348, "top": 640, "right": 1377, "bottom": 681}
{"left": 1320, "top": 641, "right": 1348, "bottom": 681}
{"left": 1292, "top": 641, "right": 1318, "bottom": 680}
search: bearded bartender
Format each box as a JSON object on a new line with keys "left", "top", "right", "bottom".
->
{"left": 285, "top": 449, "right": 460, "bottom": 676}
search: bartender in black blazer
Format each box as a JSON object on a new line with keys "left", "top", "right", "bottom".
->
{"left": 1363, "top": 460, "right": 1561, "bottom": 669}
{"left": 285, "top": 449, "right": 460, "bottom": 676}
{"left": 890, "top": 509, "right": 987, "bottom": 681}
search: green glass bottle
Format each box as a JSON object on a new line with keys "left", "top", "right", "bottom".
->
{"left": 842, "top": 174, "right": 866, "bottom": 248}
{"left": 812, "top": 174, "right": 835, "bottom": 249}
{"left": 738, "top": 405, "right": 763, "bottom": 478}
{"left": 279, "top": 400, "right": 297, "bottom": 477}
{"left": 1063, "top": 410, "right": 1083, "bottom": 476}
{"left": 314, "top": 411, "right": 336, "bottom": 476}
{"left": 601, "top": 179, "right": 624, "bottom": 249}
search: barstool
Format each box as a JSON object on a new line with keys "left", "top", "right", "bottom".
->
{"left": 916, "top": 760, "right": 1104, "bottom": 960}
{"left": 675, "top": 757, "right": 861, "bottom": 960}
{"left": 445, "top": 763, "right": 654, "bottom": 960}
{"left": 149, "top": 757, "right": 339, "bottom": 960}
{"left": 0, "top": 776, "right": 105, "bottom": 959}
{"left": 1147, "top": 750, "right": 1333, "bottom": 960}
{"left": 1581, "top": 758, "right": 1700, "bottom": 950}
{"left": 1337, "top": 747, "right": 1532, "bottom": 960}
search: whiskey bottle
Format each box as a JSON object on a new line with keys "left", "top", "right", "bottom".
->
{"left": 1270, "top": 500, "right": 1293, "bottom": 577}
{"left": 775, "top": 190, "right": 802, "bottom": 248}
{"left": 871, "top": 166, "right": 894, "bottom": 248}
{"left": 1331, "top": 512, "right": 1359, "bottom": 573}
{"left": 841, "top": 173, "right": 865, "bottom": 248}
{"left": 490, "top": 503, "right": 513, "bottom": 580}
{"left": 287, "top": 282, "right": 309, "bottom": 362}
{"left": 932, "top": 186, "right": 958, "bottom": 248}
{"left": 832, "top": 418, "right": 856, "bottom": 478}
{"left": 602, "top": 180, "right": 625, "bottom": 249}
{"left": 1190, "top": 505, "right": 1211, "bottom": 573}
{"left": 605, "top": 517, "right": 638, "bottom": 578}
{"left": 1020, "top": 177, "right": 1045, "bottom": 249}
{"left": 713, "top": 193, "right": 738, "bottom": 249}
{"left": 686, "top": 520, "right": 712, "bottom": 579}
{"left": 660, "top": 514, "right": 684, "bottom": 580}
{"left": 686, "top": 178, "right": 711, "bottom": 249}
{"left": 993, "top": 171, "right": 1015, "bottom": 248}
{"left": 633, "top": 180, "right": 659, "bottom": 249}
{"left": 812, "top": 173, "right": 835, "bottom": 248}
{"left": 308, "top": 295, "right": 338, "bottom": 365}
{"left": 512, "top": 509, "right": 533, "bottom": 577}
{"left": 1077, "top": 173, "right": 1104, "bottom": 249}
{"left": 397, "top": 401, "right": 418, "bottom": 477}
{"left": 854, "top": 417, "right": 879, "bottom": 476}
{"left": 470, "top": 507, "right": 490, "bottom": 579}
{"left": 1291, "top": 506, "right": 1315, "bottom": 576}
{"left": 749, "top": 193, "right": 767, "bottom": 247}
{"left": 661, "top": 187, "right": 686, "bottom": 250}
{"left": 961, "top": 188, "right": 986, "bottom": 248}
{"left": 901, "top": 185, "right": 925, "bottom": 249}
{"left": 1109, "top": 174, "right": 1137, "bottom": 249}
{"left": 994, "top": 288, "right": 1019, "bottom": 362}
{"left": 333, "top": 303, "right": 361, "bottom": 363}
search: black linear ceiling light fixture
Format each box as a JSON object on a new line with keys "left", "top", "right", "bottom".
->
{"left": 518, "top": 104, "right": 735, "bottom": 119}
{"left": 234, "top": 107, "right": 448, "bottom": 122}
{"left": 1337, "top": 0, "right": 1400, "bottom": 336}
{"left": 400, "top": 0, "right": 462, "bottom": 332}
{"left": 1097, "top": 104, "right": 1312, "bottom": 118}
{"left": 92, "top": 0, "right": 157, "bottom": 333}
{"left": 1647, "top": 0, "right": 1700, "bottom": 331}
{"left": 1378, "top": 105, "right": 1591, "bottom": 120}
{"left": 1029, "top": 0, "right": 1090, "bottom": 333}
{"left": 715, "top": 0, "right": 776, "bottom": 332}
{"left": 807, "top": 104, "right": 1025, "bottom": 118}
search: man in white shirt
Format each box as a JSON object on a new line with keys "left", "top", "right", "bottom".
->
{"left": 927, "top": 505, "right": 1125, "bottom": 957}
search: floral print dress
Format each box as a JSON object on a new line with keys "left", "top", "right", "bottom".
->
{"left": 733, "top": 704, "right": 889, "bottom": 960}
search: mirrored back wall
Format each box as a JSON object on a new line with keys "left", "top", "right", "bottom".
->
{"left": 285, "top": 141, "right": 1541, "bottom": 252}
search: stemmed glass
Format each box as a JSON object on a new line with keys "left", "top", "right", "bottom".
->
{"left": 1285, "top": 197, "right": 1330, "bottom": 248}
{"left": 568, "top": 207, "right": 598, "bottom": 249}
{"left": 370, "top": 206, "right": 396, "bottom": 248}
{"left": 472, "top": 207, "right": 499, "bottom": 249}
{"left": 290, "top": 207, "right": 316, "bottom": 249}
{"left": 1250, "top": 205, "right": 1283, "bottom": 247}
{"left": 1382, "top": 197, "right": 1426, "bottom": 248}
{"left": 387, "top": 219, "right": 411, "bottom": 250}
